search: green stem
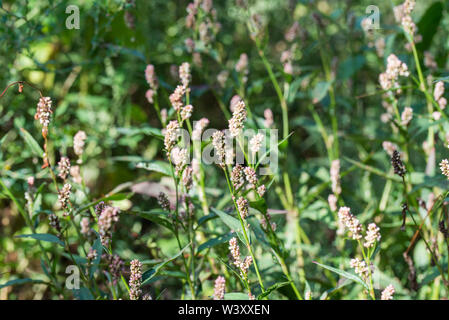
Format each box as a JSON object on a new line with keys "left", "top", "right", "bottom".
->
{"left": 168, "top": 157, "right": 196, "bottom": 299}
{"left": 223, "top": 168, "right": 266, "bottom": 294}
{"left": 410, "top": 41, "right": 434, "bottom": 175}
{"left": 357, "top": 240, "right": 375, "bottom": 300}
{"left": 254, "top": 40, "right": 289, "bottom": 140}
{"left": 316, "top": 24, "right": 339, "bottom": 160}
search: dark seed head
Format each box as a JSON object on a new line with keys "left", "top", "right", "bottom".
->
{"left": 391, "top": 150, "right": 406, "bottom": 178}
{"left": 95, "top": 201, "right": 106, "bottom": 217}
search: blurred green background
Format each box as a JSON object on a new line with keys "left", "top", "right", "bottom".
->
{"left": 1, "top": 0, "right": 449, "bottom": 299}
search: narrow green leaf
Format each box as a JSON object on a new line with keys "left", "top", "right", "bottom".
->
{"left": 132, "top": 209, "right": 173, "bottom": 231}
{"left": 211, "top": 207, "right": 247, "bottom": 244}
{"left": 320, "top": 279, "right": 351, "bottom": 300}
{"left": 73, "top": 287, "right": 94, "bottom": 300}
{"left": 75, "top": 193, "right": 130, "bottom": 213}
{"left": 19, "top": 128, "right": 43, "bottom": 157}
{"left": 287, "top": 77, "right": 304, "bottom": 104}
{"left": 416, "top": 2, "right": 443, "bottom": 52}
{"left": 435, "top": 75, "right": 449, "bottom": 83}
{"left": 313, "top": 261, "right": 369, "bottom": 290}
{"left": 249, "top": 198, "right": 267, "bottom": 214}
{"left": 196, "top": 212, "right": 217, "bottom": 228}
{"left": 61, "top": 253, "right": 87, "bottom": 265}
{"left": 40, "top": 258, "right": 50, "bottom": 279}
{"left": 197, "top": 233, "right": 234, "bottom": 253}
{"left": 337, "top": 55, "right": 365, "bottom": 80}
{"left": 421, "top": 263, "right": 448, "bottom": 287}
{"left": 0, "top": 278, "right": 45, "bottom": 289}
{"left": 211, "top": 208, "right": 242, "bottom": 233}
{"left": 311, "top": 81, "right": 331, "bottom": 103}
{"left": 116, "top": 126, "right": 163, "bottom": 139}
{"left": 256, "top": 132, "right": 293, "bottom": 169}
{"left": 141, "top": 244, "right": 190, "bottom": 285}
{"left": 136, "top": 161, "right": 171, "bottom": 176}
{"left": 224, "top": 292, "right": 250, "bottom": 300}
{"left": 257, "top": 281, "right": 291, "bottom": 300}
{"left": 343, "top": 156, "right": 402, "bottom": 182}
{"left": 15, "top": 233, "right": 64, "bottom": 246}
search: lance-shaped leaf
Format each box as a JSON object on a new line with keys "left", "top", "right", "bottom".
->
{"left": 313, "top": 261, "right": 369, "bottom": 290}
{"left": 15, "top": 233, "right": 64, "bottom": 246}
{"left": 141, "top": 243, "right": 190, "bottom": 285}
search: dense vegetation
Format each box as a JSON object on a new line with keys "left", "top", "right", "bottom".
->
{"left": 1, "top": 0, "right": 449, "bottom": 300}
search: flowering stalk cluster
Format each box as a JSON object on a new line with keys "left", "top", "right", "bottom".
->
{"left": 249, "top": 133, "right": 264, "bottom": 154}
{"left": 381, "top": 284, "right": 395, "bottom": 300}
{"left": 338, "top": 206, "right": 381, "bottom": 299}
{"left": 213, "top": 276, "right": 225, "bottom": 300}
{"left": 379, "top": 54, "right": 409, "bottom": 93}
{"left": 394, "top": 0, "right": 416, "bottom": 37}
{"left": 80, "top": 217, "right": 90, "bottom": 235}
{"left": 129, "top": 259, "right": 143, "bottom": 300}
{"left": 153, "top": 60, "right": 212, "bottom": 300}
{"left": 382, "top": 141, "right": 398, "bottom": 157}
{"left": 57, "top": 157, "right": 71, "bottom": 180}
{"left": 98, "top": 206, "right": 120, "bottom": 247}
{"left": 328, "top": 159, "right": 342, "bottom": 217}
{"left": 281, "top": 22, "right": 302, "bottom": 75}
{"left": 164, "top": 120, "right": 180, "bottom": 156}
{"left": 102, "top": 253, "right": 124, "bottom": 285}
{"left": 229, "top": 237, "right": 253, "bottom": 279}
{"left": 73, "top": 130, "right": 87, "bottom": 163}
{"left": 228, "top": 99, "right": 247, "bottom": 137}
{"left": 169, "top": 85, "right": 186, "bottom": 112}
{"left": 58, "top": 183, "right": 72, "bottom": 217}
{"left": 338, "top": 207, "right": 362, "bottom": 240}
{"left": 264, "top": 109, "right": 273, "bottom": 128}
{"left": 235, "top": 53, "right": 249, "bottom": 84}
{"left": 434, "top": 81, "right": 447, "bottom": 110}
{"left": 86, "top": 248, "right": 97, "bottom": 267}
{"left": 192, "top": 118, "right": 209, "bottom": 141}
{"left": 185, "top": 0, "right": 220, "bottom": 46}
{"left": 236, "top": 197, "right": 249, "bottom": 220}
{"left": 145, "top": 64, "right": 158, "bottom": 104}
{"left": 330, "top": 159, "right": 341, "bottom": 196}
{"left": 34, "top": 96, "right": 52, "bottom": 138}
{"left": 70, "top": 165, "right": 82, "bottom": 184}
{"left": 401, "top": 107, "right": 413, "bottom": 126}
{"left": 440, "top": 159, "right": 449, "bottom": 179}
{"left": 231, "top": 164, "right": 245, "bottom": 190}
{"left": 158, "top": 192, "right": 171, "bottom": 211}
{"left": 212, "top": 130, "right": 226, "bottom": 167}
{"left": 171, "top": 147, "right": 189, "bottom": 176}
{"left": 350, "top": 258, "right": 370, "bottom": 280}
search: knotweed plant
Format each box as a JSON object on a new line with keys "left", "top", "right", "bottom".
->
{"left": 336, "top": 207, "right": 387, "bottom": 299}
{"left": 3, "top": 0, "right": 449, "bottom": 302}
